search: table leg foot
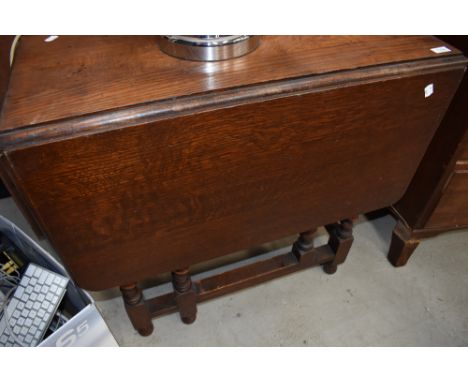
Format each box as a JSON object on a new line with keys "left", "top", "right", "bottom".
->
{"left": 323, "top": 218, "right": 354, "bottom": 274}
{"left": 120, "top": 283, "right": 154, "bottom": 336}
{"left": 172, "top": 268, "right": 197, "bottom": 325}
{"left": 387, "top": 220, "right": 420, "bottom": 267}
{"left": 323, "top": 263, "right": 338, "bottom": 274}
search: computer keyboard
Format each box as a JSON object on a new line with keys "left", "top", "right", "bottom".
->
{"left": 0, "top": 263, "right": 69, "bottom": 347}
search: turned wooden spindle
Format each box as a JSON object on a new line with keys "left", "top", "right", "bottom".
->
{"left": 172, "top": 268, "right": 197, "bottom": 324}
{"left": 324, "top": 218, "right": 354, "bottom": 274}
{"left": 120, "top": 283, "right": 153, "bottom": 336}
{"left": 292, "top": 229, "right": 317, "bottom": 260}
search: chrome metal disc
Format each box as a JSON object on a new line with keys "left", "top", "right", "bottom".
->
{"left": 157, "top": 35, "right": 260, "bottom": 62}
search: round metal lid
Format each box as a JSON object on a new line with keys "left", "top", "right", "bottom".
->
{"left": 157, "top": 35, "right": 260, "bottom": 62}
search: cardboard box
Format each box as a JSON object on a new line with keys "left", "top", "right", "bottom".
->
{"left": 0, "top": 215, "right": 118, "bottom": 346}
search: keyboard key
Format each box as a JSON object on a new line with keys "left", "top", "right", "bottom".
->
{"left": 39, "top": 271, "right": 47, "bottom": 284}
{"left": 15, "top": 286, "right": 25, "bottom": 300}
{"left": 7, "top": 298, "right": 19, "bottom": 313}
{"left": 0, "top": 263, "right": 69, "bottom": 347}
{"left": 46, "top": 274, "right": 54, "bottom": 285}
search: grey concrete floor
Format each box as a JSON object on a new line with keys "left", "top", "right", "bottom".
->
{"left": 1, "top": 197, "right": 467, "bottom": 346}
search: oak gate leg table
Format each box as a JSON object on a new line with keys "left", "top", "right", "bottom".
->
{"left": 0, "top": 36, "right": 466, "bottom": 336}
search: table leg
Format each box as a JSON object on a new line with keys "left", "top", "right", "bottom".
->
{"left": 387, "top": 220, "right": 420, "bottom": 267}
{"left": 292, "top": 229, "right": 317, "bottom": 258}
{"left": 172, "top": 268, "right": 197, "bottom": 324}
{"left": 120, "top": 283, "right": 154, "bottom": 336}
{"left": 323, "top": 218, "right": 354, "bottom": 274}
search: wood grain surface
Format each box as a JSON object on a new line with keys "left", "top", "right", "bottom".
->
{"left": 0, "top": 35, "right": 459, "bottom": 132}
{"left": 425, "top": 161, "right": 468, "bottom": 229}
{"left": 461, "top": 139, "right": 468, "bottom": 159}
{"left": 385, "top": 36, "right": 468, "bottom": 267}
{"left": 4, "top": 68, "right": 463, "bottom": 290}
{"left": 392, "top": 36, "right": 468, "bottom": 229}
{"left": 0, "top": 36, "right": 466, "bottom": 291}
{"left": 0, "top": 36, "right": 14, "bottom": 109}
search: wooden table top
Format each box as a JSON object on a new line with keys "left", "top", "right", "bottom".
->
{"left": 0, "top": 36, "right": 461, "bottom": 132}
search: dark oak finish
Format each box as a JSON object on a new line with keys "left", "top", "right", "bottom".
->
{"left": 143, "top": 222, "right": 348, "bottom": 335}
{"left": 387, "top": 221, "right": 422, "bottom": 267}
{"left": 461, "top": 139, "right": 468, "bottom": 159}
{"left": 0, "top": 35, "right": 14, "bottom": 108}
{"left": 0, "top": 35, "right": 460, "bottom": 133}
{"left": 323, "top": 219, "right": 354, "bottom": 274}
{"left": 120, "top": 284, "right": 154, "bottom": 336}
{"left": 172, "top": 269, "right": 197, "bottom": 324}
{"left": 0, "top": 36, "right": 14, "bottom": 198}
{"left": 2, "top": 69, "right": 464, "bottom": 290}
{"left": 425, "top": 162, "right": 468, "bottom": 229}
{"left": 388, "top": 36, "right": 468, "bottom": 266}
{"left": 0, "top": 36, "right": 466, "bottom": 334}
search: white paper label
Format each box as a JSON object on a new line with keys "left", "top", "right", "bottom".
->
{"left": 425, "top": 83, "right": 434, "bottom": 98}
{"left": 430, "top": 46, "right": 451, "bottom": 54}
{"left": 44, "top": 35, "right": 59, "bottom": 42}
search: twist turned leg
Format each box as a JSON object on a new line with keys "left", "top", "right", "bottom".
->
{"left": 172, "top": 268, "right": 197, "bottom": 324}
{"left": 387, "top": 220, "right": 420, "bottom": 267}
{"left": 324, "top": 218, "right": 354, "bottom": 274}
{"left": 120, "top": 283, "right": 154, "bottom": 336}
